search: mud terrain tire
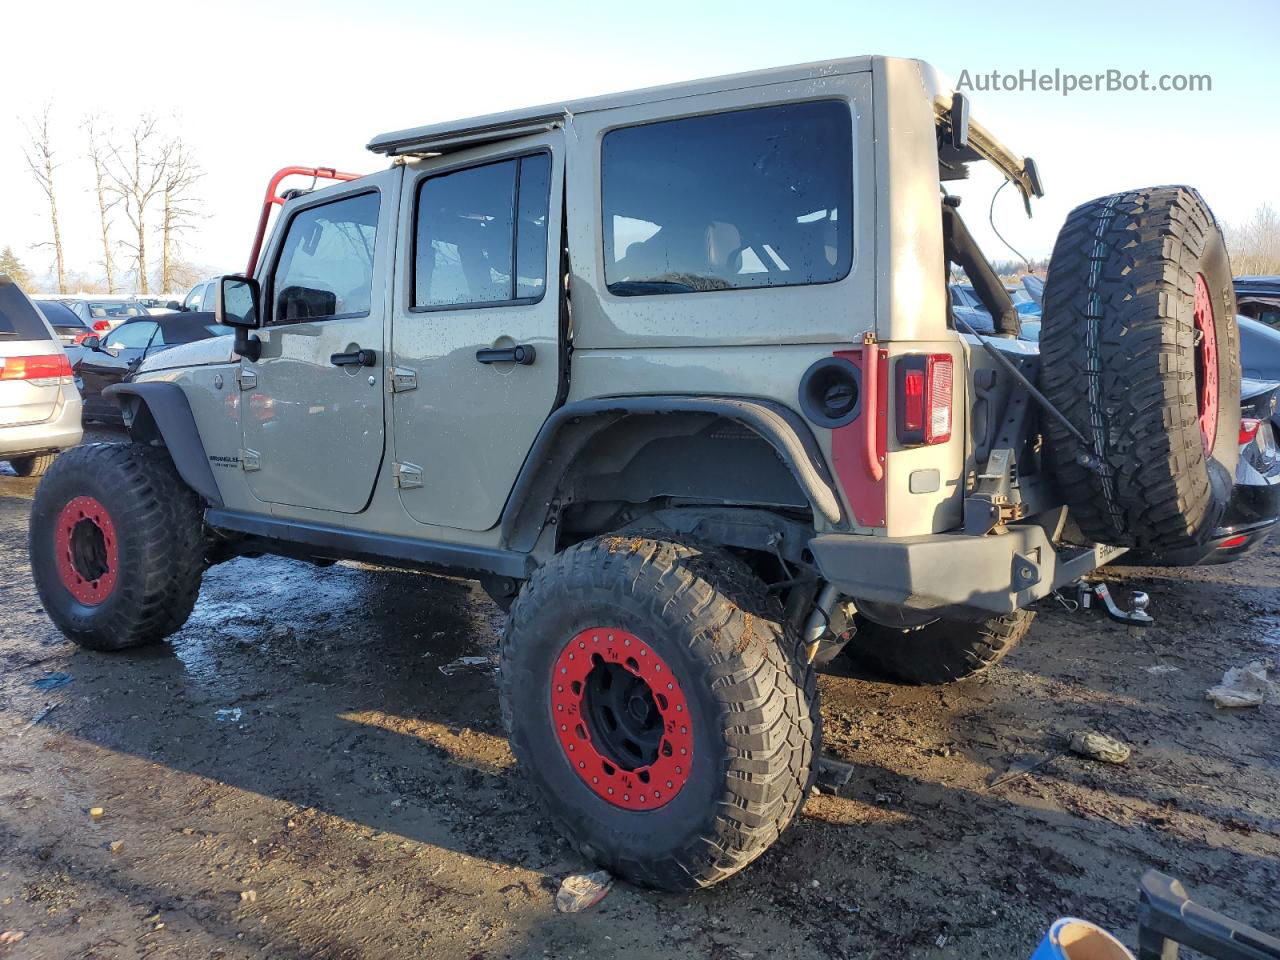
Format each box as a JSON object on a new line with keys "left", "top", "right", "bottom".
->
{"left": 500, "top": 534, "right": 821, "bottom": 890}
{"left": 9, "top": 453, "right": 57, "bottom": 477}
{"left": 847, "top": 609, "right": 1035, "bottom": 685}
{"left": 29, "top": 443, "right": 205, "bottom": 651}
{"left": 1040, "top": 186, "right": 1240, "bottom": 552}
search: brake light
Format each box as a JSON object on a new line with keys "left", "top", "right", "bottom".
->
{"left": 896, "top": 354, "right": 953, "bottom": 445}
{"left": 1240, "top": 418, "right": 1262, "bottom": 445}
{"left": 93, "top": 319, "right": 110, "bottom": 332}
{"left": 0, "top": 353, "right": 74, "bottom": 385}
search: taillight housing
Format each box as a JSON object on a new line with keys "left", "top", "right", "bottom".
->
{"left": 1240, "top": 418, "right": 1262, "bottom": 446}
{"left": 896, "top": 354, "right": 952, "bottom": 446}
{"left": 0, "top": 353, "right": 74, "bottom": 386}
{"left": 93, "top": 319, "right": 110, "bottom": 332}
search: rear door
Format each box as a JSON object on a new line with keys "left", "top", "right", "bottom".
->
{"left": 389, "top": 135, "right": 563, "bottom": 530}
{"left": 241, "top": 169, "right": 400, "bottom": 514}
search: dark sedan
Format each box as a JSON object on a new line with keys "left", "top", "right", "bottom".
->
{"left": 70, "top": 313, "right": 221, "bottom": 425}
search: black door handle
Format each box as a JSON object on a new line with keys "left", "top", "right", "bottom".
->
{"left": 476, "top": 344, "right": 536, "bottom": 366}
{"left": 330, "top": 348, "right": 376, "bottom": 367}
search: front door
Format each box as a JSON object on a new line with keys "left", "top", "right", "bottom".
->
{"left": 241, "top": 168, "right": 401, "bottom": 514}
{"left": 390, "top": 136, "right": 563, "bottom": 530}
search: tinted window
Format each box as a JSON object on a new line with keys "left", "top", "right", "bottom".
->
{"left": 105, "top": 320, "right": 157, "bottom": 350}
{"left": 602, "top": 101, "right": 853, "bottom": 296}
{"left": 153, "top": 318, "right": 221, "bottom": 345}
{"left": 0, "top": 281, "right": 53, "bottom": 340}
{"left": 413, "top": 153, "right": 550, "bottom": 309}
{"left": 273, "top": 192, "right": 379, "bottom": 322}
{"left": 35, "top": 300, "right": 86, "bottom": 330}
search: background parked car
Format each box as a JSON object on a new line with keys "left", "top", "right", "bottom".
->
{"left": 0, "top": 276, "right": 82, "bottom": 476}
{"left": 69, "top": 312, "right": 223, "bottom": 425}
{"left": 32, "top": 299, "right": 93, "bottom": 346}
{"left": 135, "top": 296, "right": 183, "bottom": 315}
{"left": 178, "top": 279, "right": 220, "bottom": 312}
{"left": 63, "top": 297, "right": 150, "bottom": 338}
{"left": 1234, "top": 276, "right": 1280, "bottom": 329}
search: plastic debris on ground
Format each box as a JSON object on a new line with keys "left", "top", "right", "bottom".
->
{"left": 555, "top": 870, "right": 613, "bottom": 912}
{"left": 30, "top": 671, "right": 72, "bottom": 690}
{"left": 0, "top": 931, "right": 26, "bottom": 945}
{"left": 1205, "top": 660, "right": 1275, "bottom": 708}
{"left": 438, "top": 656, "right": 493, "bottom": 678}
{"left": 1068, "top": 730, "right": 1131, "bottom": 765}
{"left": 215, "top": 708, "right": 243, "bottom": 723}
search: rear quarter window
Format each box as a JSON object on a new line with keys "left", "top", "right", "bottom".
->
{"left": 0, "top": 281, "right": 54, "bottom": 340}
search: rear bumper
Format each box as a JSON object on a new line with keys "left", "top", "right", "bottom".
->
{"left": 0, "top": 392, "right": 82, "bottom": 459}
{"left": 810, "top": 525, "right": 1127, "bottom": 616}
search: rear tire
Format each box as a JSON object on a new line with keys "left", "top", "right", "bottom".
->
{"left": 29, "top": 443, "right": 205, "bottom": 651}
{"left": 9, "top": 453, "right": 57, "bottom": 477}
{"left": 500, "top": 534, "right": 820, "bottom": 890}
{"left": 1040, "top": 185, "right": 1240, "bottom": 552}
{"left": 847, "top": 609, "right": 1035, "bottom": 685}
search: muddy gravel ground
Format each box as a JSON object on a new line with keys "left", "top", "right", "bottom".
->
{"left": 1, "top": 450, "right": 1278, "bottom": 959}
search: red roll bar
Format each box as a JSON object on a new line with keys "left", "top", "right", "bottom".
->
{"left": 246, "top": 166, "right": 362, "bottom": 276}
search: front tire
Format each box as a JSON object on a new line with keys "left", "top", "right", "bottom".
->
{"left": 847, "top": 609, "right": 1035, "bottom": 685}
{"left": 29, "top": 443, "right": 205, "bottom": 651}
{"left": 500, "top": 535, "right": 820, "bottom": 890}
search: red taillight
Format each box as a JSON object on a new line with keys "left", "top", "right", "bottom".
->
{"left": 1218, "top": 534, "right": 1249, "bottom": 549}
{"left": 896, "top": 354, "right": 953, "bottom": 445}
{"left": 73, "top": 331, "right": 92, "bottom": 344}
{"left": 1240, "top": 418, "right": 1262, "bottom": 445}
{"left": 0, "top": 354, "right": 74, "bottom": 385}
{"left": 93, "top": 319, "right": 110, "bottom": 332}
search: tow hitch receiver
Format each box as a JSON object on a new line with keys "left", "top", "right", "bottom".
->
{"left": 1064, "top": 580, "right": 1155, "bottom": 627}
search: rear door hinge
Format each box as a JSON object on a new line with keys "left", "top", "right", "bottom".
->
{"left": 392, "top": 462, "right": 423, "bottom": 489}
{"left": 387, "top": 367, "right": 417, "bottom": 393}
{"left": 239, "top": 448, "right": 261, "bottom": 472}
{"left": 237, "top": 367, "right": 257, "bottom": 390}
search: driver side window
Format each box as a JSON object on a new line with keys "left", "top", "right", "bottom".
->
{"left": 271, "top": 192, "right": 380, "bottom": 324}
{"left": 106, "top": 321, "right": 157, "bottom": 351}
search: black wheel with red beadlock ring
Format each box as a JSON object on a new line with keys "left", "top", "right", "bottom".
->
{"left": 500, "top": 534, "right": 821, "bottom": 891}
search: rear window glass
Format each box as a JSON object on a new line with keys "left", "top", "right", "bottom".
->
{"left": 87, "top": 301, "right": 147, "bottom": 321}
{"left": 601, "top": 100, "right": 854, "bottom": 297}
{"left": 34, "top": 300, "right": 85, "bottom": 329}
{"left": 0, "top": 281, "right": 53, "bottom": 340}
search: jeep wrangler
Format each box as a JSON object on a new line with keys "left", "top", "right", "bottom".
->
{"left": 28, "top": 56, "right": 1239, "bottom": 890}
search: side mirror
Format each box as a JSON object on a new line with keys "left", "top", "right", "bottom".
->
{"left": 166, "top": 300, "right": 181, "bottom": 310}
{"left": 215, "top": 275, "right": 262, "bottom": 329}
{"left": 82, "top": 335, "right": 101, "bottom": 351}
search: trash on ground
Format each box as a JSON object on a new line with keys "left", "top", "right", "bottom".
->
{"left": 988, "top": 752, "right": 1062, "bottom": 788}
{"left": 813, "top": 755, "right": 856, "bottom": 795}
{"left": 1068, "top": 730, "right": 1131, "bottom": 765}
{"left": 240, "top": 889, "right": 258, "bottom": 903}
{"left": 438, "top": 655, "right": 493, "bottom": 678}
{"left": 1205, "top": 660, "right": 1274, "bottom": 708}
{"left": 215, "top": 708, "right": 243, "bottom": 723}
{"left": 0, "top": 930, "right": 26, "bottom": 945}
{"left": 18, "top": 704, "right": 57, "bottom": 736}
{"left": 108, "top": 840, "right": 123, "bottom": 853}
{"left": 555, "top": 870, "right": 613, "bottom": 912}
{"left": 89, "top": 807, "right": 104, "bottom": 819}
{"left": 1145, "top": 664, "right": 1180, "bottom": 675}
{"left": 31, "top": 671, "right": 72, "bottom": 690}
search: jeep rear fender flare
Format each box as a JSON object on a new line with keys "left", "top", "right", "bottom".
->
{"left": 103, "top": 382, "right": 224, "bottom": 508}
{"left": 500, "top": 395, "right": 846, "bottom": 551}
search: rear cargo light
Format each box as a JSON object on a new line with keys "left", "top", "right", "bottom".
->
{"left": 896, "top": 354, "right": 953, "bottom": 446}
{"left": 1240, "top": 418, "right": 1262, "bottom": 445}
{"left": 0, "top": 353, "right": 74, "bottom": 386}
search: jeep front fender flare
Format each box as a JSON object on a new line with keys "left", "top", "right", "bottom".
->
{"left": 103, "top": 382, "right": 224, "bottom": 507}
{"left": 499, "top": 395, "right": 846, "bottom": 551}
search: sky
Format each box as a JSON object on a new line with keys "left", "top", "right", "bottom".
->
{"left": 2, "top": 0, "right": 1277, "bottom": 292}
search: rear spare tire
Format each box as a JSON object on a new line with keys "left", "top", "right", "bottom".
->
{"left": 29, "top": 443, "right": 205, "bottom": 651}
{"left": 500, "top": 534, "right": 821, "bottom": 890}
{"left": 1040, "top": 186, "right": 1240, "bottom": 552}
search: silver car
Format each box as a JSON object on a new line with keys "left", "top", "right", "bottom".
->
{"left": 1, "top": 276, "right": 82, "bottom": 476}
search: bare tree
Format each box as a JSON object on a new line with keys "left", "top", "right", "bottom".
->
{"left": 159, "top": 138, "right": 203, "bottom": 293}
{"left": 1226, "top": 203, "right": 1280, "bottom": 276}
{"left": 22, "top": 105, "right": 66, "bottom": 294}
{"left": 84, "top": 117, "right": 119, "bottom": 293}
{"left": 106, "top": 116, "right": 170, "bottom": 295}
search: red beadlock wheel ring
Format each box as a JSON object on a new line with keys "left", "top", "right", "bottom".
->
{"left": 54, "top": 496, "right": 119, "bottom": 606}
{"left": 549, "top": 628, "right": 694, "bottom": 811}
{"left": 1194, "top": 272, "right": 1219, "bottom": 455}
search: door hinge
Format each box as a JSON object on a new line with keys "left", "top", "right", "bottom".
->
{"left": 387, "top": 367, "right": 417, "bottom": 393}
{"left": 239, "top": 448, "right": 261, "bottom": 472}
{"left": 237, "top": 368, "right": 257, "bottom": 390}
{"left": 392, "top": 462, "right": 423, "bottom": 489}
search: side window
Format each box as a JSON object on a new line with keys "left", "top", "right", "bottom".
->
{"left": 413, "top": 152, "right": 551, "bottom": 310}
{"left": 106, "top": 321, "right": 157, "bottom": 350}
{"left": 602, "top": 100, "right": 853, "bottom": 296}
{"left": 272, "top": 192, "right": 380, "bottom": 323}
{"left": 184, "top": 286, "right": 203, "bottom": 311}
